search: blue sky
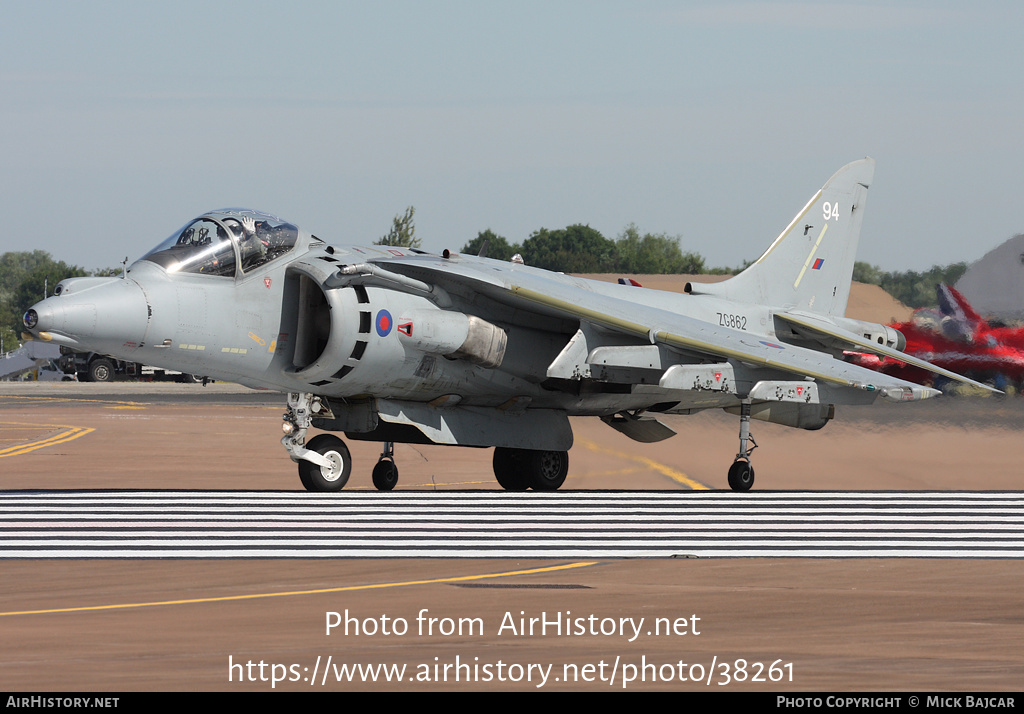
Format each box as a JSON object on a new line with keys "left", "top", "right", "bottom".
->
{"left": 2, "top": 1, "right": 1023, "bottom": 272}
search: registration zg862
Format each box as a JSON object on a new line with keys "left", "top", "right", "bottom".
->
{"left": 716, "top": 312, "right": 748, "bottom": 330}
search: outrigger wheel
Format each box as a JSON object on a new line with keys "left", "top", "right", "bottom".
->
{"left": 727, "top": 459, "right": 754, "bottom": 491}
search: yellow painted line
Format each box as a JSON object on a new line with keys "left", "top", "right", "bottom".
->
{"left": 793, "top": 223, "right": 828, "bottom": 289}
{"left": 576, "top": 467, "right": 643, "bottom": 479}
{"left": 577, "top": 437, "right": 708, "bottom": 490}
{"left": 0, "top": 395, "right": 150, "bottom": 408}
{"left": 0, "top": 422, "right": 95, "bottom": 457}
{"left": 0, "top": 562, "right": 599, "bottom": 617}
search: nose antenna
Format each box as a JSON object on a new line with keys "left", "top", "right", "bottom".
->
{"left": 121, "top": 257, "right": 128, "bottom": 278}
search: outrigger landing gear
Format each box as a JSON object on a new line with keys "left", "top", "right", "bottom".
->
{"left": 728, "top": 400, "right": 757, "bottom": 491}
{"left": 492, "top": 447, "right": 569, "bottom": 491}
{"left": 372, "top": 441, "right": 399, "bottom": 491}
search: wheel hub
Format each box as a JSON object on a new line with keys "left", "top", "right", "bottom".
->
{"left": 320, "top": 451, "right": 344, "bottom": 482}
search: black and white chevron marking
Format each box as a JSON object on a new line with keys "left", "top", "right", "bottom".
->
{"left": 1, "top": 491, "right": 1022, "bottom": 559}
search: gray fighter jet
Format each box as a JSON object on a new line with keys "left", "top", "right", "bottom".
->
{"left": 21, "top": 159, "right": 989, "bottom": 492}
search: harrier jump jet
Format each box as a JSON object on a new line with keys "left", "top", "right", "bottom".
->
{"left": 22, "top": 158, "right": 988, "bottom": 492}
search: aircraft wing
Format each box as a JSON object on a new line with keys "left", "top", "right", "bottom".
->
{"left": 775, "top": 311, "right": 1000, "bottom": 393}
{"left": 348, "top": 253, "right": 947, "bottom": 400}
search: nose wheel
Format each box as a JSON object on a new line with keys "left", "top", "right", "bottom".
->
{"left": 297, "top": 434, "right": 352, "bottom": 491}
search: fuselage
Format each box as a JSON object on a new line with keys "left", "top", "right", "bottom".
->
{"left": 23, "top": 208, "right": 892, "bottom": 422}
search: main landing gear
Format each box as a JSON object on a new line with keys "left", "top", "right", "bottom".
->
{"left": 493, "top": 447, "right": 569, "bottom": 491}
{"left": 281, "top": 393, "right": 570, "bottom": 493}
{"left": 728, "top": 400, "right": 757, "bottom": 491}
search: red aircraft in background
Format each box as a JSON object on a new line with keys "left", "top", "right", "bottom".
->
{"left": 846, "top": 284, "right": 1024, "bottom": 390}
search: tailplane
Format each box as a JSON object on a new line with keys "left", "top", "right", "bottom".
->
{"left": 688, "top": 158, "right": 874, "bottom": 317}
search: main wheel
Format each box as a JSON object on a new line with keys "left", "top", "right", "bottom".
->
{"left": 89, "top": 358, "right": 115, "bottom": 382}
{"left": 527, "top": 450, "right": 569, "bottom": 491}
{"left": 727, "top": 460, "right": 754, "bottom": 491}
{"left": 298, "top": 434, "right": 352, "bottom": 492}
{"left": 493, "top": 447, "right": 529, "bottom": 491}
{"left": 372, "top": 458, "right": 399, "bottom": 491}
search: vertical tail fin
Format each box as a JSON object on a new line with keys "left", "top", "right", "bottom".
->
{"left": 690, "top": 158, "right": 875, "bottom": 316}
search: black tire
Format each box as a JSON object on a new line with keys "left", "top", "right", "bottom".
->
{"left": 493, "top": 447, "right": 529, "bottom": 491}
{"left": 527, "top": 450, "right": 569, "bottom": 491}
{"left": 297, "top": 434, "right": 352, "bottom": 492}
{"left": 89, "top": 358, "right": 115, "bottom": 382}
{"left": 177, "top": 373, "right": 203, "bottom": 384}
{"left": 727, "top": 460, "right": 754, "bottom": 491}
{"left": 372, "top": 459, "right": 399, "bottom": 491}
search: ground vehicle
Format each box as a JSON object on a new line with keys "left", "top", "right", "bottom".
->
{"left": 59, "top": 348, "right": 203, "bottom": 383}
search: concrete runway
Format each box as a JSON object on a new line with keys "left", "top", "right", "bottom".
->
{"left": 1, "top": 383, "right": 1022, "bottom": 691}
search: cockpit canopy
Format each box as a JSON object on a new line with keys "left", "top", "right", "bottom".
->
{"left": 140, "top": 209, "right": 299, "bottom": 277}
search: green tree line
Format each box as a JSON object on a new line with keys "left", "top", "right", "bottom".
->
{"left": 461, "top": 223, "right": 721, "bottom": 274}
{"left": 853, "top": 261, "right": 968, "bottom": 309}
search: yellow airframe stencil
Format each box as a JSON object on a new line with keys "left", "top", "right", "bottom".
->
{"left": 248, "top": 332, "right": 266, "bottom": 346}
{"left": 0, "top": 562, "right": 599, "bottom": 617}
{"left": 0, "top": 422, "right": 95, "bottom": 458}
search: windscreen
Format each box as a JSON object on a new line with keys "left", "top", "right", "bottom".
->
{"left": 140, "top": 217, "right": 237, "bottom": 276}
{"left": 140, "top": 210, "right": 298, "bottom": 277}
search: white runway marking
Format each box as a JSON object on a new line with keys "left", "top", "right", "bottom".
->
{"left": 1, "top": 491, "right": 1022, "bottom": 558}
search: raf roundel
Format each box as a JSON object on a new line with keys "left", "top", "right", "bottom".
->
{"left": 375, "top": 309, "right": 393, "bottom": 337}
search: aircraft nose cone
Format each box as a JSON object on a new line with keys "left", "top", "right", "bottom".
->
{"left": 22, "top": 299, "right": 64, "bottom": 339}
{"left": 24, "top": 278, "right": 150, "bottom": 353}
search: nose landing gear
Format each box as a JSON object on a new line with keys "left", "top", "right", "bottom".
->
{"left": 283, "top": 394, "right": 403, "bottom": 492}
